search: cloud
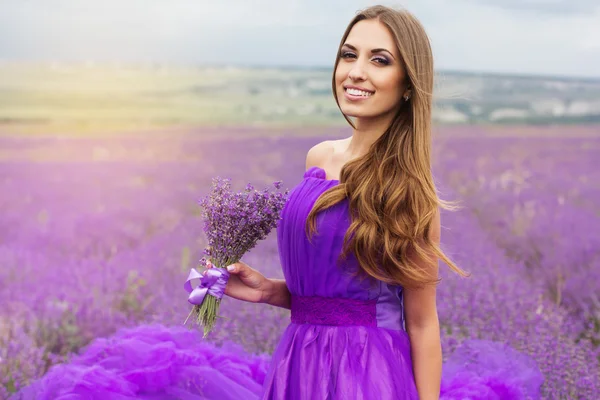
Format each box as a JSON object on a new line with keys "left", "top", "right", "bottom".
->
{"left": 395, "top": 0, "right": 600, "bottom": 77}
{"left": 0, "top": 0, "right": 598, "bottom": 77}
{"left": 469, "top": 0, "right": 600, "bottom": 15}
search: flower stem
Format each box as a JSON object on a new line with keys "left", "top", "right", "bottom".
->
{"left": 196, "top": 295, "right": 222, "bottom": 338}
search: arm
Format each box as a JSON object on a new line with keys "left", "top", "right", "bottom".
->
{"left": 262, "top": 278, "right": 291, "bottom": 309}
{"left": 404, "top": 208, "right": 442, "bottom": 400}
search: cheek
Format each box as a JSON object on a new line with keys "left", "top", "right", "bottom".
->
{"left": 374, "top": 75, "right": 403, "bottom": 102}
{"left": 334, "top": 65, "right": 345, "bottom": 84}
{"left": 334, "top": 66, "right": 346, "bottom": 96}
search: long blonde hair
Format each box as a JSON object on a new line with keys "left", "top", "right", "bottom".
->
{"left": 306, "top": 5, "right": 468, "bottom": 289}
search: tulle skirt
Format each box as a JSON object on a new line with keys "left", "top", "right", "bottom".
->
{"left": 12, "top": 324, "right": 270, "bottom": 400}
{"left": 13, "top": 324, "right": 543, "bottom": 400}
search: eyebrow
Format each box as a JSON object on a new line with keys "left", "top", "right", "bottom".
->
{"left": 342, "top": 43, "right": 396, "bottom": 60}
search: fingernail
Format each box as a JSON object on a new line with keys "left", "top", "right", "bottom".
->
{"left": 227, "top": 265, "right": 234, "bottom": 272}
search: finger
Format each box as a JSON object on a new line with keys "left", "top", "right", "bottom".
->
{"left": 226, "top": 262, "right": 249, "bottom": 277}
{"left": 226, "top": 263, "right": 239, "bottom": 273}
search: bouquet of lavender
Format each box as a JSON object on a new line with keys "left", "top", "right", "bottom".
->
{"left": 184, "top": 176, "right": 289, "bottom": 337}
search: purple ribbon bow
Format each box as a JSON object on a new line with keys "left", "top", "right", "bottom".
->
{"left": 184, "top": 267, "right": 230, "bottom": 305}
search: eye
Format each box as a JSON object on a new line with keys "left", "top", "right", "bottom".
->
{"left": 340, "top": 51, "right": 356, "bottom": 59}
{"left": 373, "top": 56, "right": 390, "bottom": 65}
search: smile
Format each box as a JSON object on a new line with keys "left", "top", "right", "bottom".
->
{"left": 344, "top": 87, "right": 374, "bottom": 97}
{"left": 343, "top": 87, "right": 374, "bottom": 102}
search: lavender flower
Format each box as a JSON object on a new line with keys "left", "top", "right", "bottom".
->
{"left": 184, "top": 177, "right": 289, "bottom": 337}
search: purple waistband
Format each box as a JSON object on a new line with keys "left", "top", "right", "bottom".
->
{"left": 290, "top": 295, "right": 378, "bottom": 327}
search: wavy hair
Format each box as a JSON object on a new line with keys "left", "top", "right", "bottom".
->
{"left": 305, "top": 5, "right": 469, "bottom": 289}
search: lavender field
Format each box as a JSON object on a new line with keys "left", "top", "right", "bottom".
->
{"left": 1, "top": 126, "right": 599, "bottom": 399}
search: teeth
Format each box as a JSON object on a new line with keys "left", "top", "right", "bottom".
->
{"left": 346, "top": 88, "right": 373, "bottom": 97}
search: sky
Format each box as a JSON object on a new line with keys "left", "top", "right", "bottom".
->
{"left": 0, "top": 0, "right": 599, "bottom": 78}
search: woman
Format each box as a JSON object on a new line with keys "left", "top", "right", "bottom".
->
{"left": 205, "top": 5, "right": 467, "bottom": 400}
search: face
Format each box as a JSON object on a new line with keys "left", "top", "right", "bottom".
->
{"left": 334, "top": 19, "right": 408, "bottom": 121}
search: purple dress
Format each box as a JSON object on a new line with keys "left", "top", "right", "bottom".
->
{"left": 261, "top": 166, "right": 419, "bottom": 399}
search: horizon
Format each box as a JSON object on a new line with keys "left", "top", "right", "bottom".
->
{"left": 1, "top": 59, "right": 599, "bottom": 82}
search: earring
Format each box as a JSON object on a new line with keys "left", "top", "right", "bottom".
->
{"left": 404, "top": 86, "right": 412, "bottom": 101}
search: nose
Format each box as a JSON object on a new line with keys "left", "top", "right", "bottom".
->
{"left": 348, "top": 62, "right": 367, "bottom": 81}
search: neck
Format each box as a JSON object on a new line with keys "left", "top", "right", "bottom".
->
{"left": 347, "top": 114, "right": 393, "bottom": 157}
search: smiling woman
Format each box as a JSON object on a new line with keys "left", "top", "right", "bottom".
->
{"left": 293, "top": 6, "right": 452, "bottom": 400}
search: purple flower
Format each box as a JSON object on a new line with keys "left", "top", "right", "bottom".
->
{"left": 186, "top": 177, "right": 289, "bottom": 336}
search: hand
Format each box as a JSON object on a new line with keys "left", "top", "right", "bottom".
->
{"left": 203, "top": 260, "right": 271, "bottom": 304}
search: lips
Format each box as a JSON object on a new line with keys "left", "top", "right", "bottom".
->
{"left": 343, "top": 85, "right": 375, "bottom": 94}
{"left": 343, "top": 86, "right": 374, "bottom": 101}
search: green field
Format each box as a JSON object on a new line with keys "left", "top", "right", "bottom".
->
{"left": 0, "top": 63, "right": 346, "bottom": 135}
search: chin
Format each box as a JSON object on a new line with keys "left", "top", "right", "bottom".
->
{"left": 339, "top": 106, "right": 376, "bottom": 119}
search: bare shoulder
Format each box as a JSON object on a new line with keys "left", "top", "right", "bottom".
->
{"left": 305, "top": 140, "right": 335, "bottom": 170}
